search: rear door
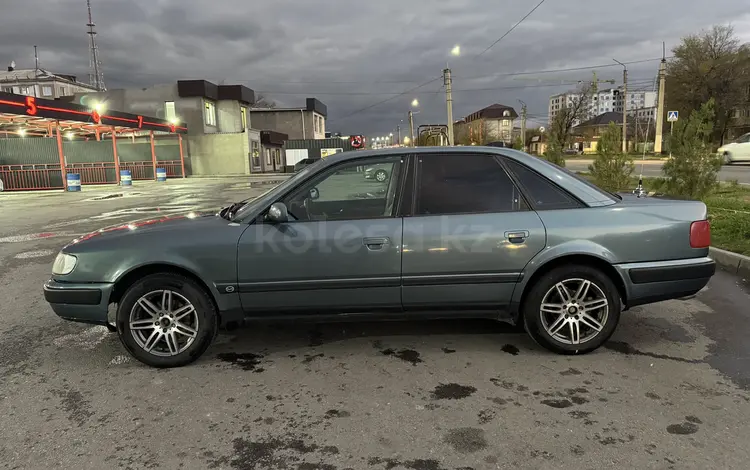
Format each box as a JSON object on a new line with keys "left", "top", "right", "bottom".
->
{"left": 401, "top": 152, "right": 546, "bottom": 311}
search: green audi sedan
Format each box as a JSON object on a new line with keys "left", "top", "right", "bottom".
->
{"left": 44, "top": 147, "right": 715, "bottom": 368}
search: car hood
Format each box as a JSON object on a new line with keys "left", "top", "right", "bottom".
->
{"left": 66, "top": 209, "right": 226, "bottom": 247}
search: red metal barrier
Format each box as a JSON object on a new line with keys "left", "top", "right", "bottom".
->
{"left": 64, "top": 162, "right": 117, "bottom": 185}
{"left": 120, "top": 160, "right": 183, "bottom": 180}
{"left": 0, "top": 164, "right": 63, "bottom": 191}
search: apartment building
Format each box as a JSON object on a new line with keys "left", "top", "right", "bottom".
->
{"left": 549, "top": 88, "right": 657, "bottom": 125}
{"left": 0, "top": 64, "right": 98, "bottom": 98}
{"left": 454, "top": 103, "right": 518, "bottom": 145}
{"left": 249, "top": 98, "right": 327, "bottom": 140}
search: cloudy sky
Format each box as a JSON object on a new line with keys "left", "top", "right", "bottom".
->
{"left": 1, "top": 0, "right": 748, "bottom": 137}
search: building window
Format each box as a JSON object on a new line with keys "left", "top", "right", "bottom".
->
{"left": 42, "top": 85, "right": 53, "bottom": 96}
{"left": 1, "top": 86, "right": 12, "bottom": 93}
{"left": 165, "top": 101, "right": 176, "bottom": 122}
{"left": 275, "top": 148, "right": 282, "bottom": 166}
{"left": 204, "top": 100, "right": 217, "bottom": 126}
{"left": 266, "top": 148, "right": 272, "bottom": 166}
{"left": 60, "top": 86, "right": 67, "bottom": 96}
{"left": 241, "top": 107, "right": 248, "bottom": 131}
{"left": 251, "top": 141, "right": 260, "bottom": 167}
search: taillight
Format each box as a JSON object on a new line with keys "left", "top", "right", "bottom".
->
{"left": 689, "top": 220, "right": 711, "bottom": 248}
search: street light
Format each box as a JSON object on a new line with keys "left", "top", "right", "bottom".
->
{"left": 389, "top": 132, "right": 393, "bottom": 145}
{"left": 18, "top": 128, "right": 26, "bottom": 137}
{"left": 411, "top": 99, "right": 419, "bottom": 108}
{"left": 451, "top": 45, "right": 461, "bottom": 56}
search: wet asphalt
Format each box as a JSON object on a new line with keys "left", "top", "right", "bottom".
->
{"left": 1, "top": 177, "right": 750, "bottom": 470}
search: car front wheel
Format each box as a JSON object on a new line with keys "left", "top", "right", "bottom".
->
{"left": 374, "top": 169, "right": 388, "bottom": 182}
{"left": 723, "top": 152, "right": 733, "bottom": 165}
{"left": 116, "top": 273, "right": 217, "bottom": 368}
{"left": 522, "top": 264, "right": 620, "bottom": 355}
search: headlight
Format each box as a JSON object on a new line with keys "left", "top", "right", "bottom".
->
{"left": 52, "top": 252, "right": 78, "bottom": 275}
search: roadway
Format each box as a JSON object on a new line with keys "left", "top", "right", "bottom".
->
{"left": 566, "top": 159, "right": 750, "bottom": 184}
{"left": 1, "top": 178, "right": 750, "bottom": 469}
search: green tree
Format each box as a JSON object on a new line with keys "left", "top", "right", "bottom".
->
{"left": 588, "top": 122, "right": 634, "bottom": 192}
{"left": 666, "top": 25, "right": 750, "bottom": 144}
{"left": 512, "top": 135, "right": 524, "bottom": 150}
{"left": 662, "top": 99, "right": 723, "bottom": 199}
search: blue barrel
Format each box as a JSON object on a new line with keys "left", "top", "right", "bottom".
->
{"left": 156, "top": 168, "right": 167, "bottom": 182}
{"left": 66, "top": 173, "right": 81, "bottom": 192}
{"left": 120, "top": 170, "right": 132, "bottom": 186}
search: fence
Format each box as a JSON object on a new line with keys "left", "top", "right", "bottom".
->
{"left": 0, "top": 135, "right": 184, "bottom": 191}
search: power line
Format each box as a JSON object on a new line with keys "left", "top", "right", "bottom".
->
{"left": 326, "top": 77, "right": 442, "bottom": 123}
{"left": 454, "top": 57, "right": 671, "bottom": 80}
{"left": 475, "top": 0, "right": 548, "bottom": 58}
{"left": 257, "top": 77, "right": 656, "bottom": 96}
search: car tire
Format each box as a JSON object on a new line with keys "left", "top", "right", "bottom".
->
{"left": 522, "top": 264, "right": 620, "bottom": 355}
{"left": 116, "top": 272, "right": 217, "bottom": 368}
{"left": 723, "top": 152, "right": 732, "bottom": 165}
{"left": 374, "top": 169, "right": 388, "bottom": 182}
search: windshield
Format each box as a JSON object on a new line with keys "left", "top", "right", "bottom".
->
{"left": 231, "top": 158, "right": 326, "bottom": 220}
{"left": 735, "top": 133, "right": 750, "bottom": 144}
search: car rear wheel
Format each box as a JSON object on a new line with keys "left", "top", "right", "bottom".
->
{"left": 522, "top": 265, "right": 620, "bottom": 355}
{"left": 374, "top": 169, "right": 388, "bottom": 182}
{"left": 116, "top": 273, "right": 217, "bottom": 368}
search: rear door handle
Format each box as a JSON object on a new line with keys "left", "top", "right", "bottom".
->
{"left": 363, "top": 237, "right": 390, "bottom": 250}
{"left": 505, "top": 230, "right": 529, "bottom": 244}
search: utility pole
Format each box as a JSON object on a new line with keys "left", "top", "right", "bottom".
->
{"left": 397, "top": 125, "right": 401, "bottom": 146}
{"left": 443, "top": 68, "right": 454, "bottom": 146}
{"left": 519, "top": 100, "right": 527, "bottom": 151}
{"left": 408, "top": 110, "right": 415, "bottom": 147}
{"left": 614, "top": 59, "right": 628, "bottom": 153}
{"left": 654, "top": 43, "right": 667, "bottom": 154}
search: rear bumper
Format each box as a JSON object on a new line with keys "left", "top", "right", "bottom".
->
{"left": 616, "top": 257, "right": 715, "bottom": 308}
{"left": 44, "top": 279, "right": 113, "bottom": 326}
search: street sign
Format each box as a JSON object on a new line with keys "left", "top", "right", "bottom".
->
{"left": 667, "top": 111, "right": 679, "bottom": 122}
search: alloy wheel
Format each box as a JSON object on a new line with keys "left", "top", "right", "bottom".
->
{"left": 129, "top": 290, "right": 199, "bottom": 356}
{"left": 539, "top": 278, "right": 608, "bottom": 345}
{"left": 375, "top": 170, "right": 387, "bottom": 182}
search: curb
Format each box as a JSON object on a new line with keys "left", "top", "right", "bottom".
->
{"left": 710, "top": 246, "right": 750, "bottom": 279}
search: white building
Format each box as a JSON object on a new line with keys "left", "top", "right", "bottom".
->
{"left": 549, "top": 87, "right": 657, "bottom": 125}
{"left": 0, "top": 64, "right": 98, "bottom": 99}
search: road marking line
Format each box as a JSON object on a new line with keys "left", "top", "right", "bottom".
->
{"left": 14, "top": 249, "right": 55, "bottom": 259}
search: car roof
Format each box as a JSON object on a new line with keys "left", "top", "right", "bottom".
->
{"left": 321, "top": 147, "right": 615, "bottom": 207}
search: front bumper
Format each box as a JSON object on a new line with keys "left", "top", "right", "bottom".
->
{"left": 616, "top": 257, "right": 715, "bottom": 308}
{"left": 44, "top": 279, "right": 114, "bottom": 326}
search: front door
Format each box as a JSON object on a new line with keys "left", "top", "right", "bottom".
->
{"left": 401, "top": 152, "right": 546, "bottom": 311}
{"left": 237, "top": 154, "right": 407, "bottom": 314}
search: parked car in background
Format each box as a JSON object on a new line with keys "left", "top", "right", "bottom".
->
{"left": 718, "top": 133, "right": 750, "bottom": 164}
{"left": 563, "top": 148, "right": 583, "bottom": 156}
{"left": 293, "top": 158, "right": 319, "bottom": 172}
{"left": 363, "top": 163, "right": 390, "bottom": 182}
{"left": 44, "top": 147, "right": 715, "bottom": 368}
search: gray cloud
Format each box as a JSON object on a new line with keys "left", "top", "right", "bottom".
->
{"left": 1, "top": 0, "right": 748, "bottom": 135}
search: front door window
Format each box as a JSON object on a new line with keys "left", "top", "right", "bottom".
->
{"left": 284, "top": 156, "right": 404, "bottom": 222}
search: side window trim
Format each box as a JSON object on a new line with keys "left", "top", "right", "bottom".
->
{"left": 264, "top": 154, "right": 407, "bottom": 223}
{"left": 412, "top": 152, "right": 530, "bottom": 216}
{"left": 395, "top": 154, "right": 415, "bottom": 217}
{"left": 497, "top": 156, "right": 586, "bottom": 210}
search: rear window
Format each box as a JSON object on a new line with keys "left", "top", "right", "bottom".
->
{"left": 530, "top": 156, "right": 618, "bottom": 202}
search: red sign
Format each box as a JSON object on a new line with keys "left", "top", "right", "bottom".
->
{"left": 350, "top": 135, "right": 364, "bottom": 149}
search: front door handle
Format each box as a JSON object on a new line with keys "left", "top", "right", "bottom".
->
{"left": 363, "top": 237, "right": 390, "bottom": 250}
{"left": 505, "top": 230, "right": 529, "bottom": 244}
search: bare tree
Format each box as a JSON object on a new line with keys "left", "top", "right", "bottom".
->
{"left": 252, "top": 93, "right": 277, "bottom": 108}
{"left": 666, "top": 25, "right": 750, "bottom": 144}
{"left": 546, "top": 82, "right": 593, "bottom": 166}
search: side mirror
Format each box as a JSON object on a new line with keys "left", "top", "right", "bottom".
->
{"left": 309, "top": 187, "right": 320, "bottom": 200}
{"left": 267, "top": 202, "right": 289, "bottom": 223}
